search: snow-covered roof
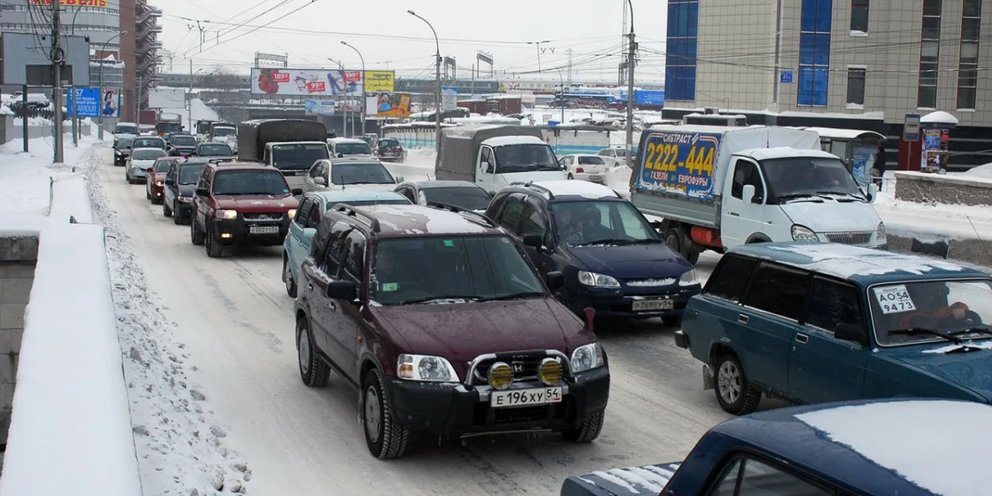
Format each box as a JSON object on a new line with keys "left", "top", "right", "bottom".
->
{"left": 328, "top": 138, "right": 367, "bottom": 144}
{"left": 481, "top": 135, "right": 546, "bottom": 147}
{"left": 920, "top": 110, "right": 959, "bottom": 124}
{"left": 362, "top": 204, "right": 490, "bottom": 235}
{"left": 310, "top": 190, "right": 407, "bottom": 203}
{"left": 803, "top": 127, "right": 885, "bottom": 140}
{"left": 736, "top": 147, "right": 838, "bottom": 161}
{"left": 795, "top": 400, "right": 992, "bottom": 496}
{"left": 533, "top": 180, "right": 621, "bottom": 200}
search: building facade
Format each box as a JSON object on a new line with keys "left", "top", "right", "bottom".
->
{"left": 120, "top": 0, "right": 161, "bottom": 122}
{"left": 664, "top": 0, "right": 992, "bottom": 166}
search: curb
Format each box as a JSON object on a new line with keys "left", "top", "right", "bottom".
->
{"left": 887, "top": 234, "right": 992, "bottom": 271}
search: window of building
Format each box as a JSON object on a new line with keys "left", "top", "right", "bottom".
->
{"left": 846, "top": 68, "right": 866, "bottom": 105}
{"left": 918, "top": 0, "right": 942, "bottom": 108}
{"left": 957, "top": 0, "right": 981, "bottom": 109}
{"left": 798, "top": 0, "right": 832, "bottom": 107}
{"left": 665, "top": 0, "right": 699, "bottom": 101}
{"left": 850, "top": 0, "right": 869, "bottom": 32}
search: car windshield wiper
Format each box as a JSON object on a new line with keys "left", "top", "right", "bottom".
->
{"left": 888, "top": 328, "right": 964, "bottom": 344}
{"left": 775, "top": 194, "right": 825, "bottom": 203}
{"left": 815, "top": 190, "right": 867, "bottom": 201}
{"left": 947, "top": 327, "right": 992, "bottom": 339}
{"left": 577, "top": 238, "right": 636, "bottom": 246}
{"left": 400, "top": 295, "right": 480, "bottom": 305}
{"left": 479, "top": 291, "right": 546, "bottom": 302}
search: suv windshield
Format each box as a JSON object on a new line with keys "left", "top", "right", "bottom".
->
{"left": 273, "top": 143, "right": 330, "bottom": 170}
{"left": 133, "top": 138, "right": 164, "bottom": 149}
{"left": 873, "top": 280, "right": 992, "bottom": 346}
{"left": 422, "top": 187, "right": 491, "bottom": 211}
{"left": 336, "top": 142, "right": 372, "bottom": 155}
{"left": 179, "top": 163, "right": 206, "bottom": 185}
{"left": 494, "top": 144, "right": 559, "bottom": 173}
{"left": 115, "top": 125, "right": 138, "bottom": 135}
{"left": 213, "top": 170, "right": 290, "bottom": 196}
{"left": 153, "top": 159, "right": 174, "bottom": 172}
{"left": 133, "top": 149, "right": 167, "bottom": 160}
{"left": 115, "top": 137, "right": 134, "bottom": 149}
{"left": 371, "top": 236, "right": 545, "bottom": 305}
{"left": 330, "top": 163, "right": 395, "bottom": 185}
{"left": 212, "top": 126, "right": 236, "bottom": 137}
{"left": 197, "top": 144, "right": 232, "bottom": 156}
{"left": 171, "top": 136, "right": 196, "bottom": 146}
{"left": 761, "top": 157, "right": 864, "bottom": 203}
{"left": 551, "top": 200, "right": 661, "bottom": 246}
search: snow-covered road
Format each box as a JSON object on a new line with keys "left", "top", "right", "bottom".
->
{"left": 94, "top": 145, "right": 744, "bottom": 495}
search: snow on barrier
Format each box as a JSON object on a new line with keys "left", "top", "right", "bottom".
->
{"left": 0, "top": 179, "right": 141, "bottom": 494}
{"left": 894, "top": 171, "right": 992, "bottom": 207}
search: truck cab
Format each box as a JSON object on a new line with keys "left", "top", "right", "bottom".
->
{"left": 238, "top": 119, "right": 330, "bottom": 191}
{"left": 262, "top": 142, "right": 330, "bottom": 190}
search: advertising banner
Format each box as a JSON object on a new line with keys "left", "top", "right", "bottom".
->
{"left": 252, "top": 68, "right": 363, "bottom": 96}
{"left": 30, "top": 0, "right": 108, "bottom": 6}
{"left": 920, "top": 128, "right": 949, "bottom": 173}
{"left": 364, "top": 70, "right": 395, "bottom": 93}
{"left": 442, "top": 87, "right": 458, "bottom": 112}
{"left": 304, "top": 100, "right": 335, "bottom": 116}
{"left": 66, "top": 87, "right": 102, "bottom": 117}
{"left": 636, "top": 130, "right": 720, "bottom": 200}
{"left": 374, "top": 93, "right": 412, "bottom": 118}
{"left": 851, "top": 146, "right": 874, "bottom": 188}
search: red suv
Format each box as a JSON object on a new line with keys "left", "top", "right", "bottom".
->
{"left": 294, "top": 204, "right": 610, "bottom": 458}
{"left": 190, "top": 162, "right": 301, "bottom": 257}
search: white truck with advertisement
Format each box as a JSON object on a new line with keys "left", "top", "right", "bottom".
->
{"left": 436, "top": 125, "right": 566, "bottom": 195}
{"left": 630, "top": 125, "right": 885, "bottom": 264}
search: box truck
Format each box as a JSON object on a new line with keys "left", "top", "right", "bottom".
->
{"left": 436, "top": 125, "right": 566, "bottom": 194}
{"left": 237, "top": 119, "right": 329, "bottom": 190}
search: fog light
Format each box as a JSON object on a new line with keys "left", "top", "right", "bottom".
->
{"left": 220, "top": 233, "right": 233, "bottom": 239}
{"left": 488, "top": 362, "right": 513, "bottom": 390}
{"left": 538, "top": 358, "right": 563, "bottom": 385}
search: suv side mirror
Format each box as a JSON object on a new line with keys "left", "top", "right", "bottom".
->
{"left": 165, "top": 178, "right": 175, "bottom": 186}
{"left": 325, "top": 280, "right": 357, "bottom": 300}
{"left": 196, "top": 187, "right": 209, "bottom": 196}
{"left": 835, "top": 322, "right": 869, "bottom": 347}
{"left": 291, "top": 188, "right": 304, "bottom": 196}
{"left": 546, "top": 271, "right": 565, "bottom": 291}
{"left": 482, "top": 161, "right": 494, "bottom": 174}
{"left": 395, "top": 176, "right": 404, "bottom": 184}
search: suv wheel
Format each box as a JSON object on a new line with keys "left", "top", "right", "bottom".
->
{"left": 205, "top": 223, "right": 224, "bottom": 258}
{"left": 561, "top": 409, "right": 605, "bottom": 443}
{"left": 567, "top": 173, "right": 574, "bottom": 180}
{"left": 297, "top": 318, "right": 329, "bottom": 387}
{"left": 190, "top": 215, "right": 205, "bottom": 245}
{"left": 283, "top": 256, "right": 297, "bottom": 298}
{"left": 362, "top": 368, "right": 409, "bottom": 459}
{"left": 714, "top": 352, "right": 761, "bottom": 415}
{"left": 145, "top": 184, "right": 151, "bottom": 199}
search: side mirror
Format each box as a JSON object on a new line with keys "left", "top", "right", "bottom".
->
{"left": 482, "top": 161, "right": 494, "bottom": 174}
{"left": 867, "top": 183, "right": 878, "bottom": 203}
{"left": 195, "top": 187, "right": 209, "bottom": 196}
{"left": 523, "top": 234, "right": 543, "bottom": 248}
{"left": 546, "top": 271, "right": 565, "bottom": 291}
{"left": 325, "top": 280, "right": 357, "bottom": 300}
{"left": 835, "top": 322, "right": 869, "bottom": 347}
{"left": 146, "top": 167, "right": 154, "bottom": 174}
{"left": 314, "top": 176, "right": 327, "bottom": 186}
{"left": 291, "top": 188, "right": 304, "bottom": 196}
{"left": 395, "top": 176, "right": 404, "bottom": 183}
{"left": 742, "top": 184, "right": 757, "bottom": 204}
{"left": 165, "top": 179, "right": 175, "bottom": 186}
{"left": 337, "top": 153, "right": 345, "bottom": 158}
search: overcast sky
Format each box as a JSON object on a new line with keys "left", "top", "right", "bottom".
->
{"left": 149, "top": 0, "right": 667, "bottom": 83}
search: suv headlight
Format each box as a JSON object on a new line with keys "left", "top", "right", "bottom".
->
{"left": 571, "top": 343, "right": 605, "bottom": 374}
{"left": 578, "top": 270, "right": 621, "bottom": 288}
{"left": 287, "top": 208, "right": 297, "bottom": 219}
{"left": 178, "top": 196, "right": 192, "bottom": 203}
{"left": 876, "top": 222, "right": 886, "bottom": 244}
{"left": 397, "top": 354, "right": 459, "bottom": 382}
{"left": 679, "top": 269, "right": 700, "bottom": 287}
{"left": 215, "top": 209, "right": 238, "bottom": 219}
{"left": 791, "top": 224, "right": 819, "bottom": 242}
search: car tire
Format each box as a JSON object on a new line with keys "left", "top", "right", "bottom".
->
{"left": 146, "top": 185, "right": 151, "bottom": 200}
{"left": 163, "top": 200, "right": 173, "bottom": 218}
{"left": 567, "top": 173, "right": 574, "bottom": 180}
{"left": 205, "top": 223, "right": 223, "bottom": 258}
{"left": 362, "top": 368, "right": 409, "bottom": 459}
{"left": 561, "top": 409, "right": 605, "bottom": 443}
{"left": 664, "top": 227, "right": 700, "bottom": 265}
{"left": 714, "top": 352, "right": 761, "bottom": 415}
{"left": 283, "top": 256, "right": 297, "bottom": 298}
{"left": 297, "top": 318, "right": 329, "bottom": 387}
{"left": 190, "top": 216, "right": 205, "bottom": 246}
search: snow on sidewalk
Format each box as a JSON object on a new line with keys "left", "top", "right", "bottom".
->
{"left": 874, "top": 175, "right": 992, "bottom": 242}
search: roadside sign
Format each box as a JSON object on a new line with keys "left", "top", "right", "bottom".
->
{"left": 904, "top": 113, "right": 921, "bottom": 142}
{"left": 780, "top": 70, "right": 793, "bottom": 84}
{"left": 65, "top": 87, "right": 101, "bottom": 117}
{"left": 442, "top": 87, "right": 458, "bottom": 112}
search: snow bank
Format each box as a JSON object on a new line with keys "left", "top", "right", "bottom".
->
{"left": 963, "top": 162, "right": 992, "bottom": 179}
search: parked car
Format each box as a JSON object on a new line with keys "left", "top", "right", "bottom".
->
{"left": 302, "top": 158, "right": 400, "bottom": 194}
{"left": 294, "top": 204, "right": 610, "bottom": 458}
{"left": 394, "top": 180, "right": 491, "bottom": 213}
{"left": 596, "top": 146, "right": 630, "bottom": 167}
{"left": 562, "top": 398, "right": 992, "bottom": 496}
{"left": 558, "top": 154, "right": 611, "bottom": 183}
{"left": 146, "top": 157, "right": 180, "bottom": 204}
{"left": 126, "top": 148, "right": 167, "bottom": 184}
{"left": 113, "top": 136, "right": 134, "bottom": 166}
{"left": 113, "top": 122, "right": 139, "bottom": 136}
{"left": 190, "top": 162, "right": 302, "bottom": 257}
{"left": 677, "top": 242, "right": 992, "bottom": 415}
{"left": 327, "top": 137, "right": 374, "bottom": 158}
{"left": 282, "top": 190, "right": 412, "bottom": 297}
{"left": 167, "top": 134, "right": 198, "bottom": 157}
{"left": 131, "top": 136, "right": 167, "bottom": 151}
{"left": 192, "top": 142, "right": 234, "bottom": 157}
{"left": 374, "top": 138, "right": 407, "bottom": 162}
{"left": 163, "top": 158, "right": 210, "bottom": 225}
{"left": 486, "top": 181, "right": 700, "bottom": 324}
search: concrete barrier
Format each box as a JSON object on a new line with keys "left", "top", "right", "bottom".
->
{"left": 894, "top": 171, "right": 992, "bottom": 206}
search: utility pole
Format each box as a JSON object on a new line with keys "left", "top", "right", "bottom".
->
{"left": 136, "top": 75, "right": 142, "bottom": 128}
{"left": 187, "top": 59, "right": 193, "bottom": 133}
{"left": 567, "top": 48, "right": 574, "bottom": 86}
{"left": 52, "top": 0, "right": 64, "bottom": 163}
{"left": 625, "top": 0, "right": 636, "bottom": 169}
{"left": 528, "top": 40, "right": 551, "bottom": 73}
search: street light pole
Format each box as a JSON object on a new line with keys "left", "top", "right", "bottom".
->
{"left": 625, "top": 0, "right": 636, "bottom": 168}
{"left": 527, "top": 40, "right": 551, "bottom": 73}
{"left": 408, "top": 10, "right": 441, "bottom": 154}
{"left": 556, "top": 69, "right": 565, "bottom": 125}
{"left": 97, "top": 30, "right": 126, "bottom": 140}
{"left": 328, "top": 57, "right": 347, "bottom": 137}
{"left": 341, "top": 41, "right": 366, "bottom": 136}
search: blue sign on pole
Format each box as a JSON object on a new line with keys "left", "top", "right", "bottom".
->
{"left": 780, "top": 70, "right": 794, "bottom": 84}
{"left": 65, "top": 88, "right": 102, "bottom": 118}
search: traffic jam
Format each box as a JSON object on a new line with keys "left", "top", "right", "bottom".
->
{"left": 113, "top": 117, "right": 992, "bottom": 495}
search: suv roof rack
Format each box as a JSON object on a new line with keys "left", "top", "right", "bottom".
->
{"left": 425, "top": 202, "right": 497, "bottom": 228}
{"left": 331, "top": 204, "right": 381, "bottom": 233}
{"left": 509, "top": 181, "right": 555, "bottom": 199}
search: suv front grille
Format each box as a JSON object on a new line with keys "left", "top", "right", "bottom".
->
{"left": 468, "top": 350, "right": 567, "bottom": 385}
{"left": 244, "top": 213, "right": 284, "bottom": 221}
{"left": 825, "top": 232, "right": 872, "bottom": 245}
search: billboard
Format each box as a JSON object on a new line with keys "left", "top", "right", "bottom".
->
{"left": 252, "top": 68, "right": 363, "bottom": 96}
{"left": 636, "top": 130, "right": 720, "bottom": 200}
{"left": 29, "top": 0, "right": 108, "bottom": 6}
{"left": 364, "top": 70, "right": 395, "bottom": 93}
{"left": 374, "top": 93, "right": 412, "bottom": 118}
{"left": 304, "top": 100, "right": 335, "bottom": 116}
{"left": 66, "top": 87, "right": 99, "bottom": 117}
{"left": 1, "top": 32, "right": 89, "bottom": 86}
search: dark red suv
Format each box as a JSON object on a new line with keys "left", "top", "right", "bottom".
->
{"left": 294, "top": 204, "right": 610, "bottom": 458}
{"left": 190, "top": 162, "right": 301, "bottom": 257}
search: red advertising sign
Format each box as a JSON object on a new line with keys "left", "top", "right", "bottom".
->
{"left": 343, "top": 71, "right": 362, "bottom": 83}
{"left": 272, "top": 72, "right": 290, "bottom": 83}
{"left": 305, "top": 81, "right": 326, "bottom": 93}
{"left": 251, "top": 68, "right": 364, "bottom": 96}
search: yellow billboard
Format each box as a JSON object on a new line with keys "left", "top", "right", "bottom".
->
{"left": 364, "top": 71, "right": 395, "bottom": 93}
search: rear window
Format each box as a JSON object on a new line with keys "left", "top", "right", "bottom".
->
{"left": 578, "top": 156, "right": 605, "bottom": 165}
{"left": 743, "top": 263, "right": 810, "bottom": 320}
{"left": 330, "top": 163, "right": 394, "bottom": 185}
{"left": 705, "top": 255, "right": 759, "bottom": 303}
{"left": 197, "top": 144, "right": 232, "bottom": 156}
{"left": 336, "top": 142, "right": 372, "bottom": 155}
{"left": 213, "top": 170, "right": 290, "bottom": 196}
{"left": 171, "top": 136, "right": 196, "bottom": 146}
{"left": 378, "top": 139, "right": 400, "bottom": 148}
{"left": 422, "top": 186, "right": 491, "bottom": 211}
{"left": 133, "top": 149, "right": 166, "bottom": 160}
{"left": 134, "top": 139, "right": 164, "bottom": 149}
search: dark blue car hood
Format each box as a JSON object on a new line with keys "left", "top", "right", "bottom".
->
{"left": 566, "top": 243, "right": 690, "bottom": 279}
{"left": 886, "top": 342, "right": 992, "bottom": 402}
